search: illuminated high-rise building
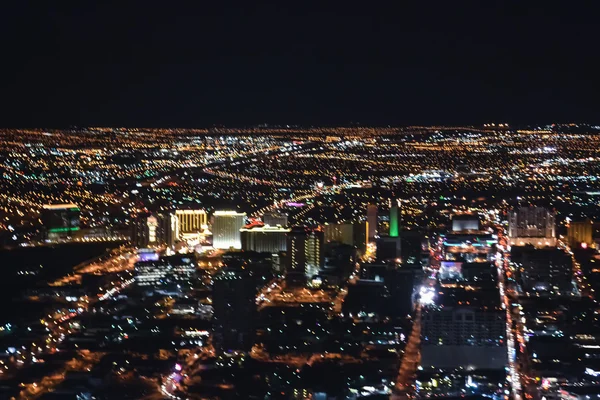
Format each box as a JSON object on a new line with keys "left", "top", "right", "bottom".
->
{"left": 286, "top": 227, "right": 324, "bottom": 277}
{"left": 305, "top": 229, "right": 324, "bottom": 277}
{"left": 389, "top": 200, "right": 400, "bottom": 238}
{"left": 263, "top": 211, "right": 288, "bottom": 227}
{"left": 41, "top": 203, "right": 80, "bottom": 241}
{"left": 175, "top": 209, "right": 207, "bottom": 236}
{"left": 132, "top": 211, "right": 177, "bottom": 248}
{"left": 567, "top": 219, "right": 593, "bottom": 248}
{"left": 323, "top": 223, "right": 354, "bottom": 246}
{"left": 508, "top": 206, "right": 556, "bottom": 247}
{"left": 240, "top": 224, "right": 290, "bottom": 253}
{"left": 212, "top": 211, "right": 246, "bottom": 249}
{"left": 287, "top": 228, "right": 306, "bottom": 275}
{"left": 366, "top": 204, "right": 378, "bottom": 240}
{"left": 146, "top": 214, "right": 159, "bottom": 244}
{"left": 323, "top": 222, "right": 368, "bottom": 253}
{"left": 132, "top": 213, "right": 152, "bottom": 247}
{"left": 353, "top": 221, "right": 368, "bottom": 254}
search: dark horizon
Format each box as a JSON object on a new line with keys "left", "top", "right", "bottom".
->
{"left": 2, "top": 121, "right": 598, "bottom": 130}
{"left": 2, "top": 3, "right": 599, "bottom": 128}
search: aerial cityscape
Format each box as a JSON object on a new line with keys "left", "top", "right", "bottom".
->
{"left": 0, "top": 124, "right": 599, "bottom": 399}
{"left": 3, "top": 2, "right": 600, "bottom": 400}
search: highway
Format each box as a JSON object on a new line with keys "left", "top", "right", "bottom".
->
{"left": 496, "top": 245, "right": 523, "bottom": 400}
{"left": 391, "top": 304, "right": 422, "bottom": 399}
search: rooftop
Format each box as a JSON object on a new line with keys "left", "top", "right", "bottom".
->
{"left": 42, "top": 203, "right": 79, "bottom": 210}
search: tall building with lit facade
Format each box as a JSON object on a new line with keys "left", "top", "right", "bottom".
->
{"left": 175, "top": 209, "right": 207, "bottom": 235}
{"left": 389, "top": 201, "right": 400, "bottom": 238}
{"left": 567, "top": 219, "right": 593, "bottom": 248}
{"left": 441, "top": 231, "right": 496, "bottom": 263}
{"left": 286, "top": 228, "right": 305, "bottom": 274}
{"left": 286, "top": 227, "right": 324, "bottom": 277}
{"left": 323, "top": 222, "right": 368, "bottom": 253}
{"left": 132, "top": 211, "right": 177, "bottom": 248}
{"left": 41, "top": 203, "right": 81, "bottom": 241}
{"left": 508, "top": 206, "right": 556, "bottom": 247}
{"left": 353, "top": 221, "right": 368, "bottom": 254}
{"left": 212, "top": 268, "right": 256, "bottom": 353}
{"left": 306, "top": 229, "right": 324, "bottom": 278}
{"left": 323, "top": 223, "right": 354, "bottom": 246}
{"left": 367, "top": 204, "right": 378, "bottom": 241}
{"left": 442, "top": 213, "right": 495, "bottom": 264}
{"left": 212, "top": 211, "right": 246, "bottom": 249}
{"left": 159, "top": 212, "right": 178, "bottom": 248}
{"left": 132, "top": 213, "right": 150, "bottom": 247}
{"left": 263, "top": 211, "right": 288, "bottom": 227}
{"left": 240, "top": 224, "right": 290, "bottom": 253}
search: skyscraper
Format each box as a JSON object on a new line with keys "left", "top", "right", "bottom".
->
{"left": 212, "top": 268, "right": 256, "bottom": 353}
{"left": 389, "top": 201, "right": 399, "bottom": 238}
{"left": 567, "top": 219, "right": 593, "bottom": 248}
{"left": 323, "top": 223, "right": 354, "bottom": 246}
{"left": 263, "top": 211, "right": 288, "bottom": 227}
{"left": 388, "top": 266, "right": 422, "bottom": 318}
{"left": 511, "top": 247, "right": 573, "bottom": 296}
{"left": 212, "top": 211, "right": 246, "bottom": 249}
{"left": 399, "top": 230, "right": 424, "bottom": 266}
{"left": 132, "top": 212, "right": 152, "bottom": 247}
{"left": 358, "top": 262, "right": 421, "bottom": 318}
{"left": 508, "top": 206, "right": 556, "bottom": 247}
{"left": 132, "top": 211, "right": 177, "bottom": 248}
{"left": 41, "top": 203, "right": 81, "bottom": 241}
{"left": 323, "top": 222, "right": 368, "bottom": 253}
{"left": 157, "top": 211, "right": 178, "bottom": 248}
{"left": 287, "top": 228, "right": 305, "bottom": 274}
{"left": 376, "top": 236, "right": 401, "bottom": 261}
{"left": 240, "top": 224, "right": 290, "bottom": 253}
{"left": 305, "top": 229, "right": 324, "bottom": 277}
{"left": 175, "top": 209, "right": 207, "bottom": 236}
{"left": 286, "top": 227, "right": 324, "bottom": 277}
{"left": 421, "top": 287, "right": 506, "bottom": 370}
{"left": 353, "top": 221, "right": 368, "bottom": 254}
{"left": 367, "top": 204, "right": 378, "bottom": 241}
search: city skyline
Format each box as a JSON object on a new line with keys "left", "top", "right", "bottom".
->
{"left": 2, "top": 3, "right": 600, "bottom": 399}
{"left": 1, "top": 124, "right": 600, "bottom": 398}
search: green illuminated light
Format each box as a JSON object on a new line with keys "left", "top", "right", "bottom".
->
{"left": 48, "top": 227, "right": 80, "bottom": 233}
{"left": 390, "top": 206, "right": 399, "bottom": 237}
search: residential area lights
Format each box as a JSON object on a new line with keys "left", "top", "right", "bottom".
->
{"left": 0, "top": 124, "right": 600, "bottom": 399}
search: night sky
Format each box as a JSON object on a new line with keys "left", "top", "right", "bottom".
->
{"left": 1, "top": 3, "right": 599, "bottom": 127}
